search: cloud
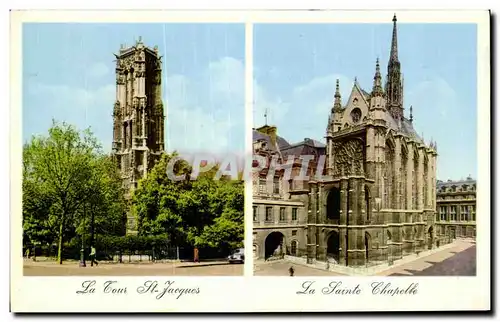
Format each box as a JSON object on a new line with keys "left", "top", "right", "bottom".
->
{"left": 87, "top": 62, "right": 111, "bottom": 79}
{"left": 253, "top": 81, "right": 290, "bottom": 127}
{"left": 207, "top": 56, "right": 244, "bottom": 100}
{"left": 165, "top": 56, "right": 245, "bottom": 153}
{"left": 406, "top": 75, "right": 457, "bottom": 118}
{"left": 24, "top": 81, "right": 115, "bottom": 150}
{"left": 25, "top": 56, "right": 245, "bottom": 155}
{"left": 253, "top": 73, "right": 351, "bottom": 143}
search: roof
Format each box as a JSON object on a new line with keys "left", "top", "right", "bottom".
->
{"left": 400, "top": 117, "right": 424, "bottom": 143}
{"left": 360, "top": 88, "right": 371, "bottom": 99}
{"left": 281, "top": 138, "right": 326, "bottom": 158}
{"left": 437, "top": 178, "right": 476, "bottom": 188}
{"left": 252, "top": 129, "right": 291, "bottom": 152}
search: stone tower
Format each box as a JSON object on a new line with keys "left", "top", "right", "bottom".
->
{"left": 111, "top": 38, "right": 165, "bottom": 233}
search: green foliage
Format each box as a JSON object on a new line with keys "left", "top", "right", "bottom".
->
{"left": 23, "top": 121, "right": 244, "bottom": 261}
{"left": 134, "top": 153, "right": 244, "bottom": 254}
{"left": 22, "top": 120, "right": 126, "bottom": 263}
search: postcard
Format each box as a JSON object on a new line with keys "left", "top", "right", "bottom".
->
{"left": 10, "top": 9, "right": 491, "bottom": 313}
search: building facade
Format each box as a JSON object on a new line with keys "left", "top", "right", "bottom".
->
{"left": 435, "top": 178, "right": 477, "bottom": 241}
{"left": 111, "top": 38, "right": 166, "bottom": 233}
{"left": 252, "top": 125, "right": 325, "bottom": 259}
{"left": 253, "top": 15, "right": 445, "bottom": 267}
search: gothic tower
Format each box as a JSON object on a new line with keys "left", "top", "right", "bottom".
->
{"left": 112, "top": 38, "right": 165, "bottom": 233}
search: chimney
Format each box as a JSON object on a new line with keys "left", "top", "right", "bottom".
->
{"left": 255, "top": 125, "right": 278, "bottom": 148}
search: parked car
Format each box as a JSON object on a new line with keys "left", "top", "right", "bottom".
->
{"left": 227, "top": 248, "right": 245, "bottom": 264}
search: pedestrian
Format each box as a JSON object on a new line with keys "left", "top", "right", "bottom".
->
{"left": 90, "top": 245, "right": 98, "bottom": 267}
{"left": 194, "top": 247, "right": 199, "bottom": 263}
{"left": 289, "top": 266, "right": 295, "bottom": 277}
{"left": 25, "top": 247, "right": 30, "bottom": 259}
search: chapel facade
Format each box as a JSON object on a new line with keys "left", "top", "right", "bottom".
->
{"left": 253, "top": 15, "right": 446, "bottom": 267}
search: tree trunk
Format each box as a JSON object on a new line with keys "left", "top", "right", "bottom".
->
{"left": 57, "top": 212, "right": 65, "bottom": 264}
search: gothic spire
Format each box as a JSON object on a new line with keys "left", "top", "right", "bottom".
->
{"left": 371, "top": 57, "right": 384, "bottom": 97}
{"left": 409, "top": 105, "right": 413, "bottom": 122}
{"left": 385, "top": 13, "right": 404, "bottom": 119}
{"left": 333, "top": 79, "right": 342, "bottom": 111}
{"left": 390, "top": 14, "right": 399, "bottom": 63}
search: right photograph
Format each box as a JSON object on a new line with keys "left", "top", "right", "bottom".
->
{"left": 252, "top": 15, "right": 477, "bottom": 276}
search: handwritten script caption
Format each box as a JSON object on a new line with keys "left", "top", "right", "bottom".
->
{"left": 297, "top": 281, "right": 419, "bottom": 296}
{"left": 76, "top": 280, "right": 201, "bottom": 299}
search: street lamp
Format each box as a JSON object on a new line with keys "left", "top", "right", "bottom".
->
{"left": 79, "top": 203, "right": 87, "bottom": 267}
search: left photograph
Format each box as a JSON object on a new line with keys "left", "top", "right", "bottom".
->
{"left": 22, "top": 23, "right": 245, "bottom": 276}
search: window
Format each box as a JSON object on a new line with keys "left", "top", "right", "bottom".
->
{"left": 450, "top": 206, "right": 457, "bottom": 221}
{"left": 265, "top": 207, "right": 273, "bottom": 221}
{"left": 273, "top": 177, "right": 280, "bottom": 194}
{"left": 292, "top": 208, "right": 298, "bottom": 221}
{"left": 292, "top": 230, "right": 297, "bottom": 236}
{"left": 258, "top": 178, "right": 267, "bottom": 194}
{"left": 461, "top": 206, "right": 468, "bottom": 221}
{"left": 253, "top": 206, "right": 258, "bottom": 222}
{"left": 472, "top": 205, "right": 476, "bottom": 221}
{"left": 279, "top": 207, "right": 286, "bottom": 221}
{"left": 440, "top": 206, "right": 446, "bottom": 221}
{"left": 462, "top": 226, "right": 467, "bottom": 236}
{"left": 441, "top": 226, "right": 445, "bottom": 234}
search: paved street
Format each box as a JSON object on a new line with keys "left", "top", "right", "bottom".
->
{"left": 254, "top": 261, "right": 346, "bottom": 276}
{"left": 255, "top": 240, "right": 476, "bottom": 276}
{"left": 377, "top": 240, "right": 476, "bottom": 276}
{"left": 24, "top": 260, "right": 243, "bottom": 276}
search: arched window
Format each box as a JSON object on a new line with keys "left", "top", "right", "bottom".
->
{"left": 327, "top": 188, "right": 341, "bottom": 220}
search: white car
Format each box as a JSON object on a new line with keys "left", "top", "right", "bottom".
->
{"left": 227, "top": 248, "right": 245, "bottom": 264}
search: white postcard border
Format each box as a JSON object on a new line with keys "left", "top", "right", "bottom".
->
{"left": 10, "top": 9, "right": 491, "bottom": 312}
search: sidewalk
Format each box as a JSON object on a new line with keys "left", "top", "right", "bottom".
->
{"left": 376, "top": 239, "right": 475, "bottom": 276}
{"left": 23, "top": 258, "right": 230, "bottom": 268}
{"left": 256, "top": 239, "right": 475, "bottom": 276}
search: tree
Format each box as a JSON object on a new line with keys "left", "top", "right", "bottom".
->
{"left": 194, "top": 179, "right": 244, "bottom": 252}
{"left": 133, "top": 153, "right": 244, "bottom": 255}
{"left": 74, "top": 155, "right": 126, "bottom": 245}
{"left": 23, "top": 120, "right": 125, "bottom": 263}
{"left": 134, "top": 153, "right": 192, "bottom": 245}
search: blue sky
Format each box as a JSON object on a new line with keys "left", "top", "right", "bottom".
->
{"left": 23, "top": 23, "right": 245, "bottom": 154}
{"left": 253, "top": 23, "right": 477, "bottom": 181}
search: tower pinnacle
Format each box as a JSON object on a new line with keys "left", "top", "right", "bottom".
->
{"left": 333, "top": 79, "right": 342, "bottom": 111}
{"left": 371, "top": 57, "right": 384, "bottom": 97}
